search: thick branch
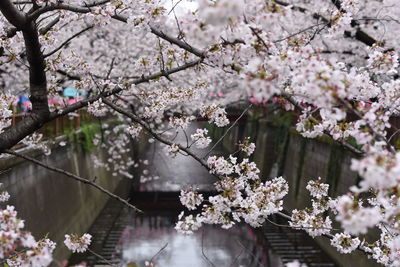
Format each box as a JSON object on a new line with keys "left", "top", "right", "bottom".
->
{"left": 0, "top": 2, "right": 51, "bottom": 150}
{"left": 3, "top": 149, "right": 143, "bottom": 213}
{"left": 150, "top": 27, "right": 205, "bottom": 58}
{"left": 28, "top": 0, "right": 110, "bottom": 20}
{"left": 0, "top": 58, "right": 200, "bottom": 150}
{"left": 0, "top": 0, "right": 26, "bottom": 29}
{"left": 38, "top": 16, "right": 60, "bottom": 35}
{"left": 22, "top": 21, "right": 49, "bottom": 115}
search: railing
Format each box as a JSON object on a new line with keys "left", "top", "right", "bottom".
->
{"left": 9, "top": 109, "right": 96, "bottom": 149}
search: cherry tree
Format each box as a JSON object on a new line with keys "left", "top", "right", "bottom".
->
{"left": 1, "top": 0, "right": 400, "bottom": 266}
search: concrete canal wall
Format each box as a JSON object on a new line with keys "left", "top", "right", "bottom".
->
{"left": 209, "top": 115, "right": 380, "bottom": 267}
{"left": 0, "top": 140, "right": 130, "bottom": 261}
{"left": 0, "top": 113, "right": 380, "bottom": 266}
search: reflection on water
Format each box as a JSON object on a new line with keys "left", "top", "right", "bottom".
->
{"left": 120, "top": 212, "right": 277, "bottom": 267}
{"left": 134, "top": 124, "right": 220, "bottom": 192}
{"left": 123, "top": 123, "right": 281, "bottom": 266}
{"left": 69, "top": 122, "right": 335, "bottom": 266}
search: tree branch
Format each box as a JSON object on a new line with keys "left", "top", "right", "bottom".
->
{"left": 0, "top": 1, "right": 51, "bottom": 151}
{"left": 0, "top": 57, "right": 200, "bottom": 151}
{"left": 2, "top": 149, "right": 143, "bottom": 213}
{"left": 275, "top": 0, "right": 379, "bottom": 47}
{"left": 282, "top": 93, "right": 364, "bottom": 156}
{"left": 0, "top": 0, "right": 26, "bottom": 29}
{"left": 102, "top": 98, "right": 210, "bottom": 171}
{"left": 38, "top": 16, "right": 60, "bottom": 35}
{"left": 149, "top": 27, "right": 205, "bottom": 58}
{"left": 25, "top": 1, "right": 206, "bottom": 58}
{"left": 43, "top": 25, "right": 94, "bottom": 58}
{"left": 203, "top": 104, "right": 252, "bottom": 159}
{"left": 50, "top": 59, "right": 202, "bottom": 119}
{"left": 27, "top": 0, "right": 110, "bottom": 20}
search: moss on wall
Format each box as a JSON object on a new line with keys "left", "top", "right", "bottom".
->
{"left": 63, "top": 122, "right": 101, "bottom": 152}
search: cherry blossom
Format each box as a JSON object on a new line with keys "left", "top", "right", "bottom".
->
{"left": 126, "top": 124, "right": 142, "bottom": 139}
{"left": 2, "top": 0, "right": 400, "bottom": 265}
{"left": 306, "top": 178, "right": 329, "bottom": 199}
{"left": 331, "top": 233, "right": 360, "bottom": 254}
{"left": 200, "top": 104, "right": 230, "bottom": 127}
{"left": 87, "top": 99, "right": 108, "bottom": 117}
{"left": 165, "top": 144, "right": 180, "bottom": 158}
{"left": 239, "top": 137, "right": 256, "bottom": 156}
{"left": 174, "top": 212, "right": 202, "bottom": 235}
{"left": 0, "top": 183, "right": 10, "bottom": 202}
{"left": 190, "top": 128, "right": 212, "bottom": 149}
{"left": 64, "top": 234, "right": 92, "bottom": 253}
{"left": 334, "top": 195, "right": 382, "bottom": 235}
{"left": 179, "top": 189, "right": 204, "bottom": 210}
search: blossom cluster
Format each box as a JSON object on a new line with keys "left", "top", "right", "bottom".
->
{"left": 190, "top": 128, "right": 212, "bottom": 149}
{"left": 0, "top": 184, "right": 56, "bottom": 266}
{"left": 169, "top": 116, "right": 194, "bottom": 130}
{"left": 87, "top": 99, "right": 108, "bottom": 117}
{"left": 165, "top": 144, "right": 180, "bottom": 158}
{"left": 126, "top": 124, "right": 142, "bottom": 139}
{"left": 0, "top": 94, "right": 14, "bottom": 134}
{"left": 64, "top": 234, "right": 92, "bottom": 253}
{"left": 0, "top": 184, "right": 10, "bottom": 202}
{"left": 177, "top": 150, "right": 289, "bottom": 232}
{"left": 200, "top": 104, "right": 230, "bottom": 127}
{"left": 290, "top": 179, "right": 332, "bottom": 237}
{"left": 21, "top": 133, "right": 51, "bottom": 156}
{"left": 3, "top": 0, "right": 400, "bottom": 265}
{"left": 175, "top": 212, "right": 202, "bottom": 235}
{"left": 179, "top": 189, "right": 204, "bottom": 210}
{"left": 330, "top": 233, "right": 360, "bottom": 254}
{"left": 306, "top": 178, "right": 329, "bottom": 199}
{"left": 239, "top": 137, "right": 255, "bottom": 156}
{"left": 333, "top": 195, "right": 381, "bottom": 235}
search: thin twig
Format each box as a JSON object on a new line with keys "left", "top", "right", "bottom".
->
{"left": 388, "top": 128, "right": 400, "bottom": 142}
{"left": 168, "top": 0, "right": 183, "bottom": 15}
{"left": 2, "top": 149, "right": 143, "bottom": 213}
{"left": 106, "top": 57, "right": 116, "bottom": 80}
{"left": 266, "top": 217, "right": 340, "bottom": 231}
{"left": 87, "top": 248, "right": 119, "bottom": 267}
{"left": 203, "top": 104, "right": 252, "bottom": 159}
{"left": 149, "top": 243, "right": 168, "bottom": 263}
{"left": 43, "top": 25, "right": 94, "bottom": 58}
{"left": 274, "top": 22, "right": 326, "bottom": 43}
{"left": 102, "top": 99, "right": 210, "bottom": 171}
{"left": 182, "top": 128, "right": 189, "bottom": 148}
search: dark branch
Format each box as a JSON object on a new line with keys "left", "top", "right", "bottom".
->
{"left": 3, "top": 149, "right": 143, "bottom": 213}
{"left": 275, "top": 0, "right": 379, "bottom": 47}
{"left": 50, "top": 59, "right": 202, "bottom": 119}
{"left": 27, "top": 0, "right": 110, "bottom": 20}
{"left": 44, "top": 25, "right": 94, "bottom": 58}
{"left": 38, "top": 16, "right": 60, "bottom": 35}
{"left": 0, "top": 0, "right": 26, "bottom": 29}
{"left": 102, "top": 98, "right": 210, "bottom": 171}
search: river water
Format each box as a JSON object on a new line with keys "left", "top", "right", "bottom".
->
{"left": 69, "top": 123, "right": 337, "bottom": 267}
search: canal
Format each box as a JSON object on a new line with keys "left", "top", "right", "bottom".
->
{"left": 69, "top": 122, "right": 338, "bottom": 267}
